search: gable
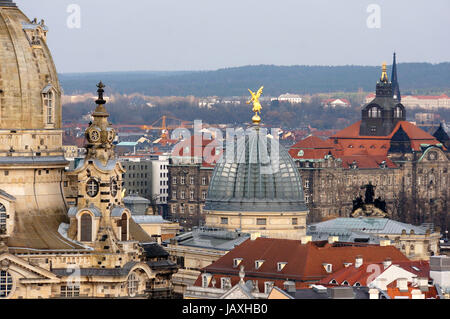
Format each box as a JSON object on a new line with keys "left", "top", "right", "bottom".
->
{"left": 0, "top": 253, "right": 60, "bottom": 283}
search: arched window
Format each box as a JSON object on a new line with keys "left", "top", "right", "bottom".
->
{"left": 0, "top": 204, "right": 6, "bottom": 234}
{"left": 342, "top": 281, "right": 349, "bottom": 286}
{"left": 369, "top": 107, "right": 380, "bottom": 118}
{"left": 394, "top": 106, "right": 402, "bottom": 118}
{"left": 0, "top": 271, "right": 13, "bottom": 298}
{"left": 329, "top": 279, "right": 338, "bottom": 285}
{"left": 121, "top": 213, "right": 128, "bottom": 241}
{"left": 354, "top": 282, "right": 361, "bottom": 287}
{"left": 127, "top": 273, "right": 139, "bottom": 297}
{"left": 80, "top": 213, "right": 92, "bottom": 242}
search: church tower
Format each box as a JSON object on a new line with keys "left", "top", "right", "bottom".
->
{"left": 359, "top": 62, "right": 406, "bottom": 136}
{"left": 65, "top": 83, "right": 131, "bottom": 247}
{"left": 391, "top": 53, "right": 401, "bottom": 102}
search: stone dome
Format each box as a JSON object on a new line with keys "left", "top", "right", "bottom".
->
{"left": 0, "top": 2, "right": 62, "bottom": 130}
{"left": 205, "top": 126, "right": 307, "bottom": 212}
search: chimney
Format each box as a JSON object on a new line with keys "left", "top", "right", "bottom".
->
{"left": 301, "top": 236, "right": 312, "bottom": 244}
{"left": 397, "top": 278, "right": 409, "bottom": 292}
{"left": 328, "top": 236, "right": 339, "bottom": 244}
{"left": 410, "top": 289, "right": 425, "bottom": 299}
{"left": 417, "top": 277, "right": 429, "bottom": 292}
{"left": 283, "top": 281, "right": 296, "bottom": 293}
{"left": 379, "top": 239, "right": 391, "bottom": 246}
{"left": 355, "top": 256, "right": 363, "bottom": 268}
{"left": 369, "top": 288, "right": 379, "bottom": 299}
{"left": 382, "top": 258, "right": 392, "bottom": 269}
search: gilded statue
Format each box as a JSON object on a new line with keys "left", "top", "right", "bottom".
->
{"left": 247, "top": 86, "right": 264, "bottom": 124}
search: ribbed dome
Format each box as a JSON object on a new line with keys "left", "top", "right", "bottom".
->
{"left": 205, "top": 126, "right": 307, "bottom": 212}
{"left": 0, "top": 4, "right": 61, "bottom": 130}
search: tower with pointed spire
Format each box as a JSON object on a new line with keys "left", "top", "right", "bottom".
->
{"left": 359, "top": 62, "right": 406, "bottom": 136}
{"left": 391, "top": 53, "right": 401, "bottom": 102}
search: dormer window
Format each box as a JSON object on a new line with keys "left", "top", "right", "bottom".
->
{"left": 42, "top": 84, "right": 56, "bottom": 127}
{"left": 255, "top": 260, "right": 265, "bottom": 270}
{"left": 277, "top": 262, "right": 287, "bottom": 271}
{"left": 264, "top": 282, "right": 274, "bottom": 294}
{"left": 233, "top": 258, "right": 243, "bottom": 268}
{"left": 342, "top": 281, "right": 349, "bottom": 286}
{"left": 323, "top": 263, "right": 333, "bottom": 273}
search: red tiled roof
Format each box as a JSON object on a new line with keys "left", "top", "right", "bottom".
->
{"left": 171, "top": 135, "right": 222, "bottom": 166}
{"left": 387, "top": 281, "right": 439, "bottom": 299}
{"left": 197, "top": 238, "right": 408, "bottom": 288}
{"left": 320, "top": 260, "right": 430, "bottom": 287}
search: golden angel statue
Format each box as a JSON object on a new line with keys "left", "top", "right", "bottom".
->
{"left": 247, "top": 86, "right": 264, "bottom": 124}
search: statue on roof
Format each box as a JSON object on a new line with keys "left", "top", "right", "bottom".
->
{"left": 362, "top": 181, "right": 376, "bottom": 204}
{"left": 247, "top": 86, "right": 264, "bottom": 124}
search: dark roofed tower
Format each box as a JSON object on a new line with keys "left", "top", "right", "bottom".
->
{"left": 359, "top": 62, "right": 406, "bottom": 136}
{"left": 433, "top": 123, "right": 450, "bottom": 149}
{"left": 391, "top": 53, "right": 401, "bottom": 102}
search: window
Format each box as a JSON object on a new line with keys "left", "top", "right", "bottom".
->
{"left": 0, "top": 271, "right": 13, "bottom": 298}
{"left": 180, "top": 191, "right": 185, "bottom": 200}
{"left": 189, "top": 206, "right": 194, "bottom": 214}
{"left": 110, "top": 179, "right": 118, "bottom": 197}
{"left": 233, "top": 258, "right": 242, "bottom": 268}
{"left": 342, "top": 281, "right": 349, "bottom": 286}
{"left": 257, "top": 218, "right": 267, "bottom": 225}
{"left": 0, "top": 204, "right": 6, "bottom": 234}
{"left": 172, "top": 191, "right": 177, "bottom": 199}
{"left": 292, "top": 218, "right": 298, "bottom": 225}
{"left": 190, "top": 177, "right": 194, "bottom": 185}
{"left": 127, "top": 273, "right": 139, "bottom": 297}
{"left": 172, "top": 177, "right": 177, "bottom": 185}
{"left": 202, "top": 191, "right": 207, "bottom": 200}
{"left": 80, "top": 213, "right": 92, "bottom": 242}
{"left": 277, "top": 262, "right": 287, "bottom": 271}
{"left": 190, "top": 190, "right": 194, "bottom": 201}
{"left": 264, "top": 282, "right": 274, "bottom": 294}
{"left": 202, "top": 177, "right": 207, "bottom": 185}
{"left": 86, "top": 179, "right": 99, "bottom": 197}
{"left": 180, "top": 176, "right": 185, "bottom": 185}
{"left": 44, "top": 91, "right": 54, "bottom": 124}
{"left": 121, "top": 213, "right": 128, "bottom": 241}
{"left": 221, "top": 217, "right": 228, "bottom": 225}
{"left": 369, "top": 106, "right": 380, "bottom": 118}
{"left": 394, "top": 106, "right": 402, "bottom": 118}
{"left": 172, "top": 205, "right": 177, "bottom": 214}
{"left": 60, "top": 285, "right": 80, "bottom": 298}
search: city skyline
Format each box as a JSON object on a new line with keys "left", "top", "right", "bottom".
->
{"left": 16, "top": 0, "right": 450, "bottom": 73}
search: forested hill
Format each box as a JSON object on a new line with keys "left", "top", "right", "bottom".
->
{"left": 59, "top": 63, "right": 450, "bottom": 97}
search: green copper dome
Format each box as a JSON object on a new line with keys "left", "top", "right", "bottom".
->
{"left": 205, "top": 127, "right": 307, "bottom": 212}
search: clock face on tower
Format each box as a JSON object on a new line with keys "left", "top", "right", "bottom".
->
{"left": 90, "top": 129, "right": 100, "bottom": 142}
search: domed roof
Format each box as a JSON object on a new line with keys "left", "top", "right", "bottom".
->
{"left": 205, "top": 127, "right": 307, "bottom": 212}
{"left": 0, "top": 3, "right": 61, "bottom": 129}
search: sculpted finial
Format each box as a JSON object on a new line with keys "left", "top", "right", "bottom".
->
{"left": 247, "top": 86, "right": 264, "bottom": 124}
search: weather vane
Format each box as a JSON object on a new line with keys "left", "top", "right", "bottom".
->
{"left": 247, "top": 86, "right": 264, "bottom": 124}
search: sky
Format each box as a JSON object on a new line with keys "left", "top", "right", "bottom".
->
{"left": 16, "top": 0, "right": 450, "bottom": 73}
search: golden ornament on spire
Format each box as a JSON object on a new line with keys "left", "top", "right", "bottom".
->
{"left": 247, "top": 86, "right": 264, "bottom": 124}
{"left": 380, "top": 61, "right": 389, "bottom": 83}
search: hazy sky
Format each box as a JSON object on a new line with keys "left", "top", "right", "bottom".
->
{"left": 16, "top": 0, "right": 450, "bottom": 73}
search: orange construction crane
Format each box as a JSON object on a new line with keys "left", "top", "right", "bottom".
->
{"left": 140, "top": 115, "right": 193, "bottom": 139}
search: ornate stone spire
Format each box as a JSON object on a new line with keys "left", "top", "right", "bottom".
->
{"left": 85, "top": 82, "right": 116, "bottom": 164}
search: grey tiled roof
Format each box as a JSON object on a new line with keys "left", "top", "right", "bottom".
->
{"left": 0, "top": 156, "right": 67, "bottom": 165}
{"left": 310, "top": 217, "right": 429, "bottom": 235}
{"left": 52, "top": 261, "right": 137, "bottom": 277}
{"left": 68, "top": 205, "right": 102, "bottom": 218}
{"left": 111, "top": 207, "right": 127, "bottom": 217}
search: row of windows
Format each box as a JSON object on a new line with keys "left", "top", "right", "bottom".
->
{"left": 220, "top": 217, "right": 299, "bottom": 225}
{"left": 172, "top": 176, "right": 208, "bottom": 185}
{"left": 172, "top": 190, "right": 207, "bottom": 200}
{"left": 171, "top": 205, "right": 201, "bottom": 215}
